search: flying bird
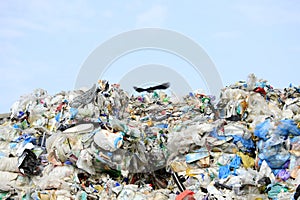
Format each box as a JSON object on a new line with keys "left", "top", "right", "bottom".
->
{"left": 133, "top": 82, "right": 170, "bottom": 93}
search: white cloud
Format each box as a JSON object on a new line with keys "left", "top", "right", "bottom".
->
{"left": 235, "top": 2, "right": 300, "bottom": 25}
{"left": 0, "top": 18, "right": 47, "bottom": 33}
{"left": 136, "top": 5, "right": 167, "bottom": 27}
{"left": 212, "top": 31, "right": 241, "bottom": 39}
{"left": 102, "top": 10, "right": 114, "bottom": 18}
{"left": 0, "top": 29, "right": 24, "bottom": 38}
{"left": 0, "top": 41, "right": 20, "bottom": 62}
{"left": 0, "top": 0, "right": 96, "bottom": 35}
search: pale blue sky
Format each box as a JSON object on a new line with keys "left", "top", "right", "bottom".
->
{"left": 1, "top": 1, "right": 300, "bottom": 112}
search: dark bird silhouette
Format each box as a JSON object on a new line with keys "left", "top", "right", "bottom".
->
{"left": 133, "top": 82, "right": 170, "bottom": 93}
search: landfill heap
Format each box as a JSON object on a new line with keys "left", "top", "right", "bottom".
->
{"left": 0, "top": 74, "right": 300, "bottom": 200}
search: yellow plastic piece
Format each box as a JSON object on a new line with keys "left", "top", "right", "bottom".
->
{"left": 237, "top": 152, "right": 255, "bottom": 169}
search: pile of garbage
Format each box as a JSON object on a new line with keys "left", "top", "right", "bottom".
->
{"left": 0, "top": 74, "right": 300, "bottom": 199}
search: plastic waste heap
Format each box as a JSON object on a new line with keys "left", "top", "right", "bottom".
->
{"left": 0, "top": 75, "right": 299, "bottom": 200}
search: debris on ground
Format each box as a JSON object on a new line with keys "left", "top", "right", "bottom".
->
{"left": 0, "top": 74, "right": 299, "bottom": 199}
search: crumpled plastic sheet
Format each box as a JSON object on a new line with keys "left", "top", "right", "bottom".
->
{"left": 0, "top": 74, "right": 299, "bottom": 199}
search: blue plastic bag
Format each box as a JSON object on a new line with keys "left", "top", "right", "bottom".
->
{"left": 55, "top": 112, "right": 61, "bottom": 122}
{"left": 276, "top": 119, "right": 300, "bottom": 137}
{"left": 229, "top": 155, "right": 241, "bottom": 169}
{"left": 219, "top": 165, "right": 230, "bottom": 179}
{"left": 258, "top": 143, "right": 290, "bottom": 169}
{"left": 69, "top": 107, "right": 78, "bottom": 119}
{"left": 231, "top": 135, "right": 255, "bottom": 150}
{"left": 254, "top": 119, "right": 271, "bottom": 141}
